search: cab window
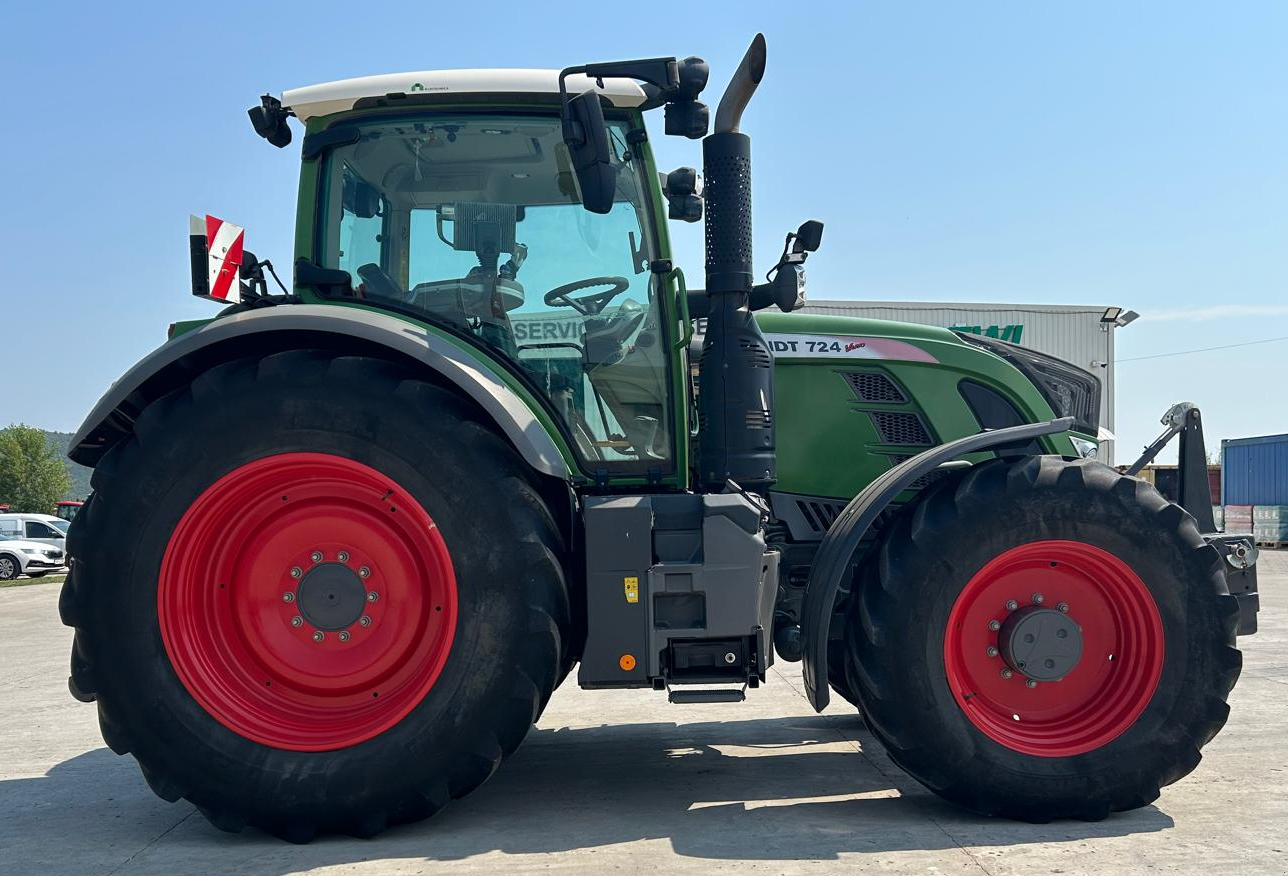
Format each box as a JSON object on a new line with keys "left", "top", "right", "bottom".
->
{"left": 319, "top": 113, "right": 672, "bottom": 472}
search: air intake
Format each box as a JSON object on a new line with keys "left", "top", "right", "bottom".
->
{"left": 869, "top": 411, "right": 933, "bottom": 446}
{"left": 843, "top": 371, "right": 906, "bottom": 403}
{"left": 795, "top": 498, "right": 846, "bottom": 532}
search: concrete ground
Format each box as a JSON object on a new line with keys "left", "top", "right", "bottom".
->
{"left": 2, "top": 555, "right": 1284, "bottom": 876}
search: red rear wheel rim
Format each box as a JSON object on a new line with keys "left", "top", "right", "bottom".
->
{"left": 943, "top": 540, "right": 1164, "bottom": 757}
{"left": 159, "top": 453, "right": 457, "bottom": 751}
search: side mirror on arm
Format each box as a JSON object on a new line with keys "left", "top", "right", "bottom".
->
{"left": 748, "top": 219, "right": 824, "bottom": 313}
{"left": 793, "top": 219, "right": 824, "bottom": 253}
{"left": 560, "top": 89, "right": 617, "bottom": 215}
{"left": 248, "top": 95, "right": 292, "bottom": 149}
{"left": 561, "top": 54, "right": 705, "bottom": 213}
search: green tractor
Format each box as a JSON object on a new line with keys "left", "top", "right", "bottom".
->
{"left": 62, "top": 36, "right": 1258, "bottom": 841}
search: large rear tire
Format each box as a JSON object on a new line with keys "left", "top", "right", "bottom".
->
{"left": 61, "top": 351, "right": 569, "bottom": 841}
{"left": 845, "top": 455, "right": 1241, "bottom": 820}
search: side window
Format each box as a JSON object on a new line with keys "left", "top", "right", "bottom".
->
{"left": 337, "top": 165, "right": 387, "bottom": 283}
{"left": 25, "top": 522, "right": 59, "bottom": 539}
{"left": 0, "top": 520, "right": 20, "bottom": 537}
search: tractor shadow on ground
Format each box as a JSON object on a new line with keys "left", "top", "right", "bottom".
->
{"left": 0, "top": 713, "right": 1174, "bottom": 874}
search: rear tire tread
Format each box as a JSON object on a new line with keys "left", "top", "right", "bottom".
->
{"left": 65, "top": 351, "right": 569, "bottom": 840}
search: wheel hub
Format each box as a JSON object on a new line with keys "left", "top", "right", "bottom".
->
{"left": 943, "top": 540, "right": 1165, "bottom": 757}
{"left": 158, "top": 452, "right": 458, "bottom": 752}
{"left": 296, "top": 562, "right": 367, "bottom": 631}
{"left": 997, "top": 606, "right": 1083, "bottom": 681}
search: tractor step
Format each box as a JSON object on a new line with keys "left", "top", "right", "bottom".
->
{"left": 667, "top": 687, "right": 747, "bottom": 704}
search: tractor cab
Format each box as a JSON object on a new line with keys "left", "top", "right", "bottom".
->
{"left": 282, "top": 72, "right": 683, "bottom": 472}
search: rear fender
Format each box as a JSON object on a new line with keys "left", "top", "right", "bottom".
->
{"left": 800, "top": 416, "right": 1074, "bottom": 711}
{"left": 69, "top": 305, "right": 572, "bottom": 480}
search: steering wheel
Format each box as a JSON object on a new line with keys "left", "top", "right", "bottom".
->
{"left": 543, "top": 276, "right": 631, "bottom": 316}
{"left": 356, "top": 263, "right": 406, "bottom": 302}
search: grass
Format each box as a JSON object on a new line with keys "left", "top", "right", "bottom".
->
{"left": 0, "top": 573, "right": 67, "bottom": 588}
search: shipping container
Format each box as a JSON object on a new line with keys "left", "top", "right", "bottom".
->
{"left": 1222, "top": 433, "right": 1288, "bottom": 506}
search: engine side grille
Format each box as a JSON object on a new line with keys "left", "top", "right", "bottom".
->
{"left": 869, "top": 411, "right": 933, "bottom": 446}
{"left": 842, "top": 371, "right": 907, "bottom": 403}
{"left": 795, "top": 498, "right": 846, "bottom": 533}
{"left": 745, "top": 409, "right": 773, "bottom": 429}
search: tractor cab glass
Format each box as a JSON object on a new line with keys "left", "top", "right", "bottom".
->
{"left": 318, "top": 113, "right": 672, "bottom": 471}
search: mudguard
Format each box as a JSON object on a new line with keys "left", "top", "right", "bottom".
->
{"left": 800, "top": 416, "right": 1074, "bottom": 711}
{"left": 69, "top": 304, "right": 571, "bottom": 479}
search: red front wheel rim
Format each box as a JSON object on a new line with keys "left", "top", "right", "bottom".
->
{"left": 943, "top": 540, "right": 1164, "bottom": 757}
{"left": 159, "top": 453, "right": 458, "bottom": 751}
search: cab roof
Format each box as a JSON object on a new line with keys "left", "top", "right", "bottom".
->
{"left": 282, "top": 69, "right": 647, "bottom": 122}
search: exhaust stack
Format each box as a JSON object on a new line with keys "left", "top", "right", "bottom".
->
{"left": 697, "top": 34, "right": 775, "bottom": 491}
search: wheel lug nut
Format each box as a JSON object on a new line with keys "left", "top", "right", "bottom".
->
{"left": 988, "top": 619, "right": 1001, "bottom": 631}
{"left": 367, "top": 591, "right": 379, "bottom": 602}
{"left": 358, "top": 566, "right": 371, "bottom": 579}
{"left": 339, "top": 630, "right": 351, "bottom": 642}
{"left": 291, "top": 616, "right": 303, "bottom": 628}
{"left": 1032, "top": 593, "right": 1044, "bottom": 604}
{"left": 1026, "top": 679, "right": 1038, "bottom": 688}
{"left": 986, "top": 645, "right": 999, "bottom": 658}
{"left": 1057, "top": 602, "right": 1069, "bottom": 613}
{"left": 290, "top": 567, "right": 302, "bottom": 579}
{"left": 359, "top": 615, "right": 372, "bottom": 627}
{"left": 311, "top": 551, "right": 324, "bottom": 564}
{"left": 1001, "top": 669, "right": 1014, "bottom": 679}
{"left": 312, "top": 631, "right": 325, "bottom": 642}
{"left": 338, "top": 551, "right": 350, "bottom": 563}
{"left": 282, "top": 591, "right": 295, "bottom": 603}
{"left": 1005, "top": 600, "right": 1018, "bottom": 611}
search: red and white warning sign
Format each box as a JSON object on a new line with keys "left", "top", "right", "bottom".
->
{"left": 190, "top": 214, "right": 244, "bottom": 303}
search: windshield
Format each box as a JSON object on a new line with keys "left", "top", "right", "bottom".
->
{"left": 318, "top": 112, "right": 673, "bottom": 471}
{"left": 52, "top": 519, "right": 71, "bottom": 533}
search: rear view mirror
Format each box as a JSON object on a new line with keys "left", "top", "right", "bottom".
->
{"left": 248, "top": 95, "right": 292, "bottom": 149}
{"left": 561, "top": 90, "right": 617, "bottom": 215}
{"left": 793, "top": 220, "right": 824, "bottom": 253}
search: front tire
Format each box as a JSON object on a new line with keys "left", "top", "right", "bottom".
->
{"left": 61, "top": 351, "right": 569, "bottom": 840}
{"left": 846, "top": 455, "right": 1241, "bottom": 820}
{"left": 0, "top": 553, "right": 19, "bottom": 581}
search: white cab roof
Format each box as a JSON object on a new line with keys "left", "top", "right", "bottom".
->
{"left": 282, "top": 69, "right": 647, "bottom": 122}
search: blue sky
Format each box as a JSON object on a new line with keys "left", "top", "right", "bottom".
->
{"left": 1, "top": 2, "right": 1284, "bottom": 463}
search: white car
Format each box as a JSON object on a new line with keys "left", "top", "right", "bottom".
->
{"left": 0, "top": 513, "right": 68, "bottom": 550}
{"left": 0, "top": 536, "right": 66, "bottom": 580}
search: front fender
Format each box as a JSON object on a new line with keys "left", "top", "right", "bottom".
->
{"left": 70, "top": 304, "right": 572, "bottom": 480}
{"left": 800, "top": 416, "right": 1074, "bottom": 711}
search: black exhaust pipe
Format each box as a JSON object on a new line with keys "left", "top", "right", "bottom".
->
{"left": 698, "top": 34, "right": 775, "bottom": 491}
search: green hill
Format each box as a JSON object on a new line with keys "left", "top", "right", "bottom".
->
{"left": 43, "top": 431, "right": 94, "bottom": 501}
